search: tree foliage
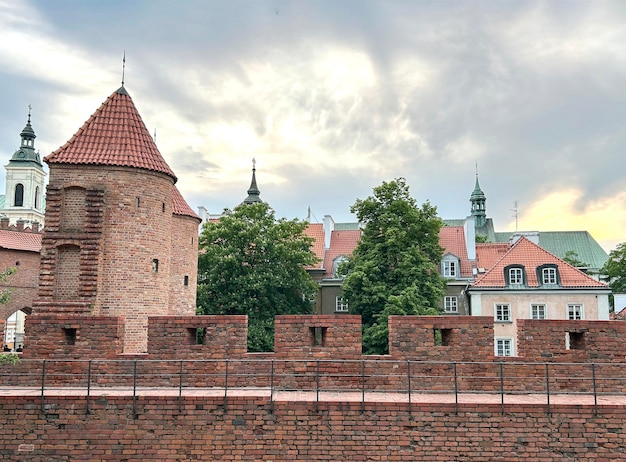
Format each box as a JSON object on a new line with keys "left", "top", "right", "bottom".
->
{"left": 341, "top": 178, "right": 446, "bottom": 354}
{"left": 0, "top": 267, "right": 16, "bottom": 305}
{"left": 563, "top": 250, "right": 588, "bottom": 269}
{"left": 601, "top": 242, "right": 626, "bottom": 295}
{"left": 196, "top": 202, "right": 319, "bottom": 352}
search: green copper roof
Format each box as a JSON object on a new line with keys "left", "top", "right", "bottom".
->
{"left": 242, "top": 163, "right": 262, "bottom": 204}
{"left": 470, "top": 175, "right": 486, "bottom": 200}
{"left": 493, "top": 231, "right": 608, "bottom": 271}
{"left": 10, "top": 112, "right": 43, "bottom": 168}
{"left": 334, "top": 222, "right": 360, "bottom": 231}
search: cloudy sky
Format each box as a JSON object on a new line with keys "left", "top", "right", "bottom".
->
{"left": 1, "top": 0, "right": 625, "bottom": 251}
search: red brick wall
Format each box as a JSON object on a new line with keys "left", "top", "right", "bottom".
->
{"left": 389, "top": 315, "right": 494, "bottom": 360}
{"left": 0, "top": 248, "right": 40, "bottom": 321}
{"left": 37, "top": 165, "right": 197, "bottom": 353}
{"left": 0, "top": 395, "right": 624, "bottom": 461}
{"left": 274, "top": 315, "right": 362, "bottom": 359}
{"left": 23, "top": 314, "right": 124, "bottom": 359}
{"left": 517, "top": 319, "right": 626, "bottom": 362}
{"left": 168, "top": 215, "right": 200, "bottom": 316}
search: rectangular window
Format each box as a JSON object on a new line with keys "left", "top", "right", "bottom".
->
{"left": 509, "top": 268, "right": 523, "bottom": 285}
{"left": 495, "top": 338, "right": 513, "bottom": 357}
{"left": 542, "top": 267, "right": 557, "bottom": 285}
{"left": 531, "top": 304, "right": 546, "bottom": 320}
{"left": 567, "top": 304, "right": 583, "bottom": 320}
{"left": 443, "top": 261, "right": 457, "bottom": 278}
{"left": 495, "top": 304, "right": 511, "bottom": 322}
{"left": 335, "top": 296, "right": 349, "bottom": 312}
{"left": 444, "top": 296, "right": 458, "bottom": 313}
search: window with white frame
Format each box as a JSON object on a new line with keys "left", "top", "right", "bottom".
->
{"left": 443, "top": 260, "right": 457, "bottom": 278}
{"left": 542, "top": 267, "right": 557, "bottom": 285}
{"left": 495, "top": 338, "right": 513, "bottom": 357}
{"left": 335, "top": 296, "right": 349, "bottom": 312}
{"left": 333, "top": 256, "right": 348, "bottom": 278}
{"left": 567, "top": 304, "right": 583, "bottom": 320}
{"left": 444, "top": 296, "right": 458, "bottom": 313}
{"left": 509, "top": 267, "right": 524, "bottom": 285}
{"left": 495, "top": 304, "right": 511, "bottom": 322}
{"left": 531, "top": 304, "right": 547, "bottom": 320}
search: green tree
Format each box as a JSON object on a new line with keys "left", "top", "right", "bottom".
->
{"left": 0, "top": 267, "right": 16, "bottom": 305}
{"left": 563, "top": 250, "right": 588, "bottom": 269}
{"left": 196, "top": 202, "right": 319, "bottom": 352}
{"left": 601, "top": 242, "right": 626, "bottom": 294}
{"left": 341, "top": 178, "right": 446, "bottom": 354}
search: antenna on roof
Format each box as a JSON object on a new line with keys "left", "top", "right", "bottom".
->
{"left": 121, "top": 51, "right": 126, "bottom": 86}
{"left": 511, "top": 200, "right": 518, "bottom": 231}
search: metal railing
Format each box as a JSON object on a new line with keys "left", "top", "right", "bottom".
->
{"left": 1, "top": 359, "right": 624, "bottom": 415}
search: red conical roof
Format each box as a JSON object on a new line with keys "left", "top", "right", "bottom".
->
{"left": 172, "top": 186, "right": 201, "bottom": 221}
{"left": 45, "top": 86, "right": 177, "bottom": 181}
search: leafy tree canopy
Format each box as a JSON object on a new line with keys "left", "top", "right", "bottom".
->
{"left": 601, "top": 242, "right": 626, "bottom": 294}
{"left": 341, "top": 178, "right": 446, "bottom": 354}
{"left": 196, "top": 202, "right": 319, "bottom": 352}
{"left": 0, "top": 267, "right": 16, "bottom": 305}
{"left": 562, "top": 250, "right": 589, "bottom": 269}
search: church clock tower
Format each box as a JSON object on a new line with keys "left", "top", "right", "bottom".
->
{"left": 2, "top": 108, "right": 46, "bottom": 226}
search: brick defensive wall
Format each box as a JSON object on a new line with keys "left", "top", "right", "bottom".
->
{"left": 1, "top": 315, "right": 626, "bottom": 460}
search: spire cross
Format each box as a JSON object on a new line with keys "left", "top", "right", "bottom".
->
{"left": 122, "top": 51, "right": 126, "bottom": 86}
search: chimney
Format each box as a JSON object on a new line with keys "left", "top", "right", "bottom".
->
{"left": 31, "top": 221, "right": 40, "bottom": 233}
{"left": 0, "top": 218, "right": 8, "bottom": 230}
{"left": 16, "top": 219, "right": 25, "bottom": 231}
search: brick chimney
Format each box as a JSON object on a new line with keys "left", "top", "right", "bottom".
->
{"left": 0, "top": 217, "right": 9, "bottom": 230}
{"left": 16, "top": 219, "right": 25, "bottom": 231}
{"left": 31, "top": 221, "right": 40, "bottom": 233}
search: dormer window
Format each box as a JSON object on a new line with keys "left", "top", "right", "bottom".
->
{"left": 441, "top": 254, "right": 459, "bottom": 278}
{"left": 504, "top": 264, "right": 526, "bottom": 287}
{"left": 333, "top": 256, "right": 348, "bottom": 278}
{"left": 537, "top": 264, "right": 560, "bottom": 287}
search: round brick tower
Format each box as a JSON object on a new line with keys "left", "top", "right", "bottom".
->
{"left": 34, "top": 85, "right": 200, "bottom": 353}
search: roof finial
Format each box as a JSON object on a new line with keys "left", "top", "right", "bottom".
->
{"left": 121, "top": 50, "right": 126, "bottom": 86}
{"left": 252, "top": 157, "right": 256, "bottom": 170}
{"left": 27, "top": 104, "right": 32, "bottom": 123}
{"left": 475, "top": 161, "right": 478, "bottom": 178}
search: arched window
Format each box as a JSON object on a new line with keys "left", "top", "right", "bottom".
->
{"left": 34, "top": 186, "right": 40, "bottom": 209}
{"left": 14, "top": 184, "right": 24, "bottom": 207}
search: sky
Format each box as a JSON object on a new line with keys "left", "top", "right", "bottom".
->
{"left": 1, "top": 0, "right": 625, "bottom": 252}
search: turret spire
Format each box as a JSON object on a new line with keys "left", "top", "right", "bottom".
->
{"left": 470, "top": 165, "right": 486, "bottom": 227}
{"left": 243, "top": 158, "right": 262, "bottom": 204}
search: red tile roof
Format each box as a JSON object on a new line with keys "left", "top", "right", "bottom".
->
{"left": 472, "top": 237, "right": 607, "bottom": 289}
{"left": 475, "top": 242, "right": 510, "bottom": 271}
{"left": 45, "top": 86, "right": 177, "bottom": 181}
{"left": 303, "top": 223, "right": 325, "bottom": 269}
{"left": 323, "top": 230, "right": 361, "bottom": 277}
{"left": 439, "top": 226, "right": 473, "bottom": 278}
{"left": 172, "top": 187, "right": 200, "bottom": 221}
{"left": 0, "top": 230, "right": 42, "bottom": 252}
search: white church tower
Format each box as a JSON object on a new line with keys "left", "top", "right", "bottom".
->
{"left": 2, "top": 108, "right": 46, "bottom": 226}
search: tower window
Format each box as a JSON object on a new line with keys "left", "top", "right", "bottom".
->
{"left": 14, "top": 184, "right": 24, "bottom": 207}
{"left": 136, "top": 197, "right": 141, "bottom": 208}
{"left": 184, "top": 275, "right": 189, "bottom": 286}
{"left": 162, "top": 202, "right": 166, "bottom": 212}
{"left": 152, "top": 259, "right": 159, "bottom": 273}
{"left": 34, "top": 186, "right": 40, "bottom": 209}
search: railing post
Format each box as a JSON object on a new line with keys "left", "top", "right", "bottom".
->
{"left": 178, "top": 360, "right": 183, "bottom": 413}
{"left": 224, "top": 360, "right": 229, "bottom": 407}
{"left": 361, "top": 360, "right": 365, "bottom": 413}
{"left": 132, "top": 360, "right": 138, "bottom": 418}
{"left": 499, "top": 362, "right": 504, "bottom": 415}
{"left": 407, "top": 361, "right": 412, "bottom": 418}
{"left": 591, "top": 362, "right": 597, "bottom": 415}
{"left": 545, "top": 362, "right": 550, "bottom": 415}
{"left": 86, "top": 360, "right": 92, "bottom": 415}
{"left": 453, "top": 362, "right": 458, "bottom": 415}
{"left": 40, "top": 360, "right": 46, "bottom": 413}
{"left": 315, "top": 360, "right": 320, "bottom": 411}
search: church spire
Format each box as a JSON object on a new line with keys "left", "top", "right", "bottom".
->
{"left": 243, "top": 158, "right": 262, "bottom": 204}
{"left": 470, "top": 165, "right": 486, "bottom": 227}
{"left": 11, "top": 106, "right": 42, "bottom": 166}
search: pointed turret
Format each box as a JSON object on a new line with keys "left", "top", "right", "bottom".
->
{"left": 1, "top": 107, "right": 46, "bottom": 226}
{"left": 242, "top": 159, "right": 262, "bottom": 204}
{"left": 44, "top": 86, "right": 177, "bottom": 181}
{"left": 470, "top": 172, "right": 486, "bottom": 228}
{"left": 10, "top": 108, "right": 42, "bottom": 166}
